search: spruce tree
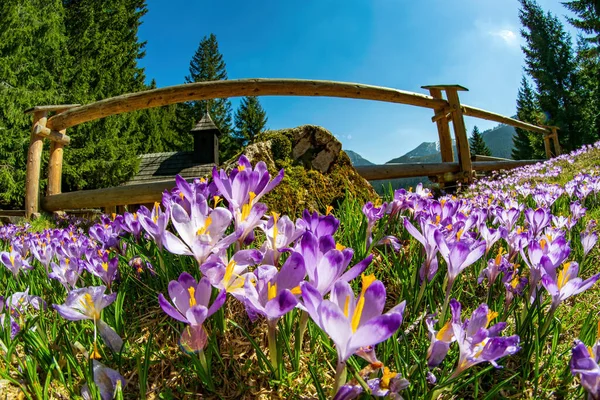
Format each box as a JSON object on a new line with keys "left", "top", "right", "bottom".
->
{"left": 0, "top": 0, "right": 68, "bottom": 207}
{"left": 512, "top": 76, "right": 545, "bottom": 159}
{"left": 562, "top": 0, "right": 600, "bottom": 57}
{"left": 469, "top": 126, "right": 492, "bottom": 157}
{"left": 234, "top": 96, "right": 268, "bottom": 146}
{"left": 519, "top": 0, "right": 582, "bottom": 151}
{"left": 183, "top": 33, "right": 237, "bottom": 160}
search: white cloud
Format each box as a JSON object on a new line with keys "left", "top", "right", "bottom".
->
{"left": 346, "top": 134, "right": 352, "bottom": 140}
{"left": 489, "top": 29, "right": 519, "bottom": 46}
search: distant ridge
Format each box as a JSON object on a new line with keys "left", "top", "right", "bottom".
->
{"left": 344, "top": 150, "right": 374, "bottom": 166}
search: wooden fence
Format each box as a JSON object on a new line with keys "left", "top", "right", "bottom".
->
{"left": 21, "top": 78, "right": 560, "bottom": 218}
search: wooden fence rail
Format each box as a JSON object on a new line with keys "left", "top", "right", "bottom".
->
{"left": 22, "top": 78, "right": 559, "bottom": 218}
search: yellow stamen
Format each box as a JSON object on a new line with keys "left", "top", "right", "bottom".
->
{"left": 486, "top": 310, "right": 499, "bottom": 328}
{"left": 495, "top": 247, "right": 505, "bottom": 266}
{"left": 290, "top": 286, "right": 302, "bottom": 295}
{"left": 351, "top": 274, "right": 377, "bottom": 332}
{"left": 326, "top": 205, "right": 334, "bottom": 215}
{"left": 435, "top": 215, "right": 441, "bottom": 225}
{"left": 9, "top": 255, "right": 14, "bottom": 266}
{"left": 153, "top": 202, "right": 160, "bottom": 223}
{"left": 80, "top": 293, "right": 99, "bottom": 320}
{"left": 101, "top": 262, "right": 108, "bottom": 272}
{"left": 238, "top": 165, "right": 246, "bottom": 172}
{"left": 557, "top": 262, "right": 571, "bottom": 289}
{"left": 272, "top": 212, "right": 280, "bottom": 248}
{"left": 511, "top": 275, "right": 520, "bottom": 289}
{"left": 188, "top": 287, "right": 197, "bottom": 307}
{"left": 90, "top": 341, "right": 102, "bottom": 360}
{"left": 343, "top": 296, "right": 351, "bottom": 318}
{"left": 213, "top": 195, "right": 222, "bottom": 208}
{"left": 436, "top": 321, "right": 453, "bottom": 341}
{"left": 65, "top": 258, "right": 70, "bottom": 265}
{"left": 381, "top": 367, "right": 398, "bottom": 390}
{"left": 408, "top": 187, "right": 413, "bottom": 193}
{"left": 179, "top": 192, "right": 185, "bottom": 200}
{"left": 200, "top": 177, "right": 206, "bottom": 183}
{"left": 441, "top": 199, "right": 446, "bottom": 207}
{"left": 196, "top": 216, "right": 213, "bottom": 236}
{"left": 133, "top": 213, "right": 137, "bottom": 220}
{"left": 111, "top": 213, "right": 116, "bottom": 221}
{"left": 268, "top": 282, "right": 277, "bottom": 301}
{"left": 456, "top": 229, "right": 464, "bottom": 241}
{"left": 540, "top": 239, "right": 547, "bottom": 250}
{"left": 336, "top": 243, "right": 346, "bottom": 251}
{"left": 240, "top": 192, "right": 257, "bottom": 221}
{"left": 446, "top": 224, "right": 453, "bottom": 231}
{"left": 223, "top": 260, "right": 237, "bottom": 285}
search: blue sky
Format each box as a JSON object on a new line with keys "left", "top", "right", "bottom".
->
{"left": 138, "top": 1, "right": 578, "bottom": 164}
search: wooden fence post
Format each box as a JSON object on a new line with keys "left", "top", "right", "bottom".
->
{"left": 423, "top": 87, "right": 454, "bottom": 163}
{"left": 543, "top": 133, "right": 552, "bottom": 159}
{"left": 24, "top": 111, "right": 48, "bottom": 218}
{"left": 47, "top": 131, "right": 65, "bottom": 196}
{"left": 423, "top": 85, "right": 472, "bottom": 183}
{"left": 550, "top": 127, "right": 561, "bottom": 156}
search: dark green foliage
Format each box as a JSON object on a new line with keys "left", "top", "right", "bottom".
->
{"left": 512, "top": 77, "right": 545, "bottom": 160}
{"left": 0, "top": 0, "right": 68, "bottom": 207}
{"left": 183, "top": 34, "right": 237, "bottom": 160}
{"left": 234, "top": 96, "right": 268, "bottom": 146}
{"left": 562, "top": 0, "right": 600, "bottom": 57}
{"left": 469, "top": 126, "right": 492, "bottom": 157}
{"left": 519, "top": 0, "right": 597, "bottom": 153}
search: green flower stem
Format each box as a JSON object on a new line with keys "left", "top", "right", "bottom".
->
{"left": 332, "top": 360, "right": 347, "bottom": 397}
{"left": 267, "top": 323, "right": 279, "bottom": 378}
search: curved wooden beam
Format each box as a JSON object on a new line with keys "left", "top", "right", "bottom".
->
{"left": 46, "top": 79, "right": 448, "bottom": 131}
{"left": 462, "top": 105, "right": 551, "bottom": 135}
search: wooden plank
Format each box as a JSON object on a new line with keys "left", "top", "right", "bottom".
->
{"left": 428, "top": 88, "right": 454, "bottom": 163}
{"left": 104, "top": 205, "right": 117, "bottom": 215}
{"left": 25, "top": 111, "right": 47, "bottom": 218}
{"left": 472, "top": 160, "right": 540, "bottom": 171}
{"left": 551, "top": 129, "right": 561, "bottom": 155}
{"left": 47, "top": 134, "right": 65, "bottom": 196}
{"left": 462, "top": 105, "right": 551, "bottom": 135}
{"left": 24, "top": 104, "right": 80, "bottom": 114}
{"left": 356, "top": 162, "right": 460, "bottom": 181}
{"left": 32, "top": 124, "right": 70, "bottom": 144}
{"left": 422, "top": 84, "right": 469, "bottom": 91}
{"left": 473, "top": 154, "right": 514, "bottom": 162}
{"left": 445, "top": 89, "right": 473, "bottom": 177}
{"left": 0, "top": 210, "right": 26, "bottom": 217}
{"left": 45, "top": 79, "right": 448, "bottom": 131}
{"left": 42, "top": 180, "right": 184, "bottom": 211}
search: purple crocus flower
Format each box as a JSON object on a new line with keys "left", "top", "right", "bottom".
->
{"left": 122, "top": 211, "right": 142, "bottom": 240}
{"left": 582, "top": 229, "right": 598, "bottom": 257}
{"left": 0, "top": 296, "right": 20, "bottom": 339}
{"left": 49, "top": 258, "right": 83, "bottom": 291}
{"left": 242, "top": 252, "right": 306, "bottom": 326}
{"left": 163, "top": 196, "right": 237, "bottom": 265}
{"left": 54, "top": 286, "right": 122, "bottom": 355}
{"left": 434, "top": 230, "right": 486, "bottom": 289}
{"left": 404, "top": 218, "right": 439, "bottom": 283}
{"left": 478, "top": 248, "right": 511, "bottom": 286}
{"left": 260, "top": 212, "right": 305, "bottom": 265}
{"left": 426, "top": 315, "right": 455, "bottom": 368}
{"left": 571, "top": 339, "right": 600, "bottom": 399}
{"left": 301, "top": 275, "right": 405, "bottom": 363}
{"left": 128, "top": 256, "right": 155, "bottom": 278}
{"left": 0, "top": 247, "right": 32, "bottom": 277}
{"left": 362, "top": 201, "right": 387, "bottom": 249}
{"left": 297, "top": 231, "right": 371, "bottom": 296}
{"left": 449, "top": 299, "right": 520, "bottom": 378}
{"left": 296, "top": 209, "right": 340, "bottom": 238}
{"left": 541, "top": 261, "right": 600, "bottom": 311}
{"left": 158, "top": 272, "right": 226, "bottom": 353}
{"left": 333, "top": 367, "right": 409, "bottom": 400}
{"left": 88, "top": 255, "right": 120, "bottom": 291}
{"left": 524, "top": 208, "right": 551, "bottom": 237}
{"left": 571, "top": 201, "right": 588, "bottom": 222}
{"left": 138, "top": 202, "right": 170, "bottom": 250}
{"left": 212, "top": 155, "right": 284, "bottom": 213}
{"left": 81, "top": 360, "right": 126, "bottom": 400}
{"left": 200, "top": 249, "right": 263, "bottom": 296}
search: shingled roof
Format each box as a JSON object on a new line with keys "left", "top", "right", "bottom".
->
{"left": 125, "top": 151, "right": 214, "bottom": 186}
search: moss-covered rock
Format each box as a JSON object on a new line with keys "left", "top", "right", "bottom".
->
{"left": 224, "top": 125, "right": 379, "bottom": 217}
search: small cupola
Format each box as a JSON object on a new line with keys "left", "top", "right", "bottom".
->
{"left": 190, "top": 112, "right": 222, "bottom": 164}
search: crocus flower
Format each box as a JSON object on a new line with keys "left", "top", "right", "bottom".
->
{"left": 260, "top": 212, "right": 305, "bottom": 265}
{"left": 524, "top": 208, "right": 551, "bottom": 237}
{"left": 363, "top": 201, "right": 387, "bottom": 249}
{"left": 582, "top": 229, "right": 598, "bottom": 257}
{"left": 0, "top": 296, "right": 20, "bottom": 339}
{"left": 296, "top": 209, "right": 340, "bottom": 238}
{"left": 128, "top": 256, "right": 155, "bottom": 278}
{"left": 297, "top": 231, "right": 371, "bottom": 296}
{"left": 138, "top": 202, "right": 170, "bottom": 250}
{"left": 404, "top": 218, "right": 439, "bottom": 283}
{"left": 242, "top": 252, "right": 306, "bottom": 326}
{"left": 425, "top": 315, "right": 455, "bottom": 368}
{"left": 0, "top": 248, "right": 32, "bottom": 277}
{"left": 49, "top": 258, "right": 82, "bottom": 291}
{"left": 571, "top": 339, "right": 600, "bottom": 399}
{"left": 163, "top": 195, "right": 237, "bottom": 265}
{"left": 478, "top": 247, "right": 511, "bottom": 286}
{"left": 54, "top": 286, "right": 122, "bottom": 355}
{"left": 449, "top": 299, "right": 520, "bottom": 378}
{"left": 122, "top": 211, "right": 142, "bottom": 240}
{"left": 541, "top": 261, "right": 600, "bottom": 311}
{"left": 88, "top": 255, "right": 120, "bottom": 291}
{"left": 434, "top": 230, "right": 486, "bottom": 289}
{"left": 200, "top": 249, "right": 263, "bottom": 296}
{"left": 81, "top": 360, "right": 126, "bottom": 400}
{"left": 158, "top": 272, "right": 226, "bottom": 353}
{"left": 333, "top": 367, "right": 409, "bottom": 400}
{"left": 301, "top": 275, "right": 406, "bottom": 363}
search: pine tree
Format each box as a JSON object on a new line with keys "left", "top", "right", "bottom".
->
{"left": 0, "top": 0, "right": 68, "bottom": 207}
{"left": 562, "top": 0, "right": 600, "bottom": 57}
{"left": 469, "top": 126, "right": 492, "bottom": 157}
{"left": 512, "top": 76, "right": 545, "bottom": 159}
{"left": 61, "top": 0, "right": 151, "bottom": 191}
{"left": 234, "top": 96, "right": 268, "bottom": 146}
{"left": 519, "top": 0, "right": 582, "bottom": 152}
{"left": 183, "top": 33, "right": 237, "bottom": 160}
